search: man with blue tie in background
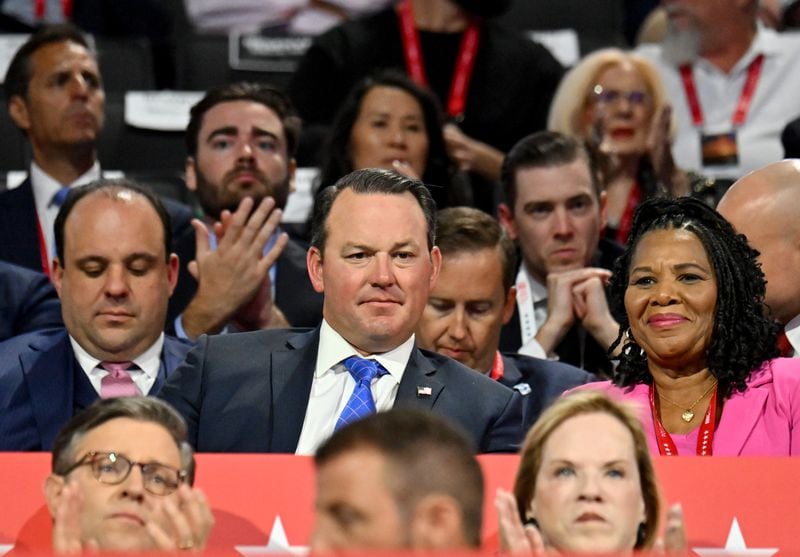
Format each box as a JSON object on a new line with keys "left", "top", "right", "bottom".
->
{"left": 0, "top": 179, "right": 191, "bottom": 450}
{"left": 161, "top": 168, "right": 523, "bottom": 454}
{"left": 0, "top": 25, "right": 195, "bottom": 323}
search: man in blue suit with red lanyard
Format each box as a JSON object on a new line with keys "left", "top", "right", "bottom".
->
{"left": 161, "top": 168, "right": 524, "bottom": 454}
{"left": 0, "top": 179, "right": 191, "bottom": 450}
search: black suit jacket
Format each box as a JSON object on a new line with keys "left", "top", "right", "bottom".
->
{"left": 0, "top": 177, "right": 197, "bottom": 325}
{"left": 499, "top": 238, "right": 624, "bottom": 377}
{"left": 500, "top": 353, "right": 596, "bottom": 431}
{"left": 783, "top": 114, "right": 800, "bottom": 158}
{"left": 159, "top": 327, "right": 524, "bottom": 453}
{"left": 0, "top": 260, "right": 62, "bottom": 341}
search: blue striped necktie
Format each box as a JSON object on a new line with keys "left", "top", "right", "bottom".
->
{"left": 335, "top": 357, "right": 388, "bottom": 431}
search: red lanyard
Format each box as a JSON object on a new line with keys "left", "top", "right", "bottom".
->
{"left": 489, "top": 351, "right": 504, "bottom": 381}
{"left": 614, "top": 180, "right": 641, "bottom": 245}
{"left": 679, "top": 54, "right": 764, "bottom": 128}
{"left": 35, "top": 215, "right": 51, "bottom": 278}
{"left": 34, "top": 0, "right": 72, "bottom": 19}
{"left": 650, "top": 384, "right": 717, "bottom": 456}
{"left": 396, "top": 0, "right": 480, "bottom": 120}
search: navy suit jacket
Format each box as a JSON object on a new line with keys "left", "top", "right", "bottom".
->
{"left": 0, "top": 260, "right": 63, "bottom": 341}
{"left": 0, "top": 328, "right": 192, "bottom": 451}
{"left": 159, "top": 327, "right": 524, "bottom": 453}
{"left": 500, "top": 353, "right": 596, "bottom": 431}
{"left": 0, "top": 177, "right": 197, "bottom": 325}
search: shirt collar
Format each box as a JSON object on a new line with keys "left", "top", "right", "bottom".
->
{"left": 69, "top": 332, "right": 165, "bottom": 380}
{"left": 521, "top": 264, "right": 549, "bottom": 303}
{"left": 696, "top": 24, "right": 778, "bottom": 75}
{"left": 315, "top": 319, "right": 413, "bottom": 383}
{"left": 31, "top": 160, "right": 101, "bottom": 206}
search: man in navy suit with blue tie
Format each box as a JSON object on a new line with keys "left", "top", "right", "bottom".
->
{"left": 0, "top": 179, "right": 191, "bottom": 450}
{"left": 161, "top": 168, "right": 524, "bottom": 454}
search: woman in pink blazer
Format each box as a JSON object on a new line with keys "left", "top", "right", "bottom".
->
{"left": 578, "top": 197, "right": 800, "bottom": 456}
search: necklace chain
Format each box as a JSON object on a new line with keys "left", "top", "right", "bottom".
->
{"left": 657, "top": 379, "right": 718, "bottom": 423}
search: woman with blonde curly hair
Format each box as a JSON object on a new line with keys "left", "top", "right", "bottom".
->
{"left": 548, "top": 48, "right": 719, "bottom": 244}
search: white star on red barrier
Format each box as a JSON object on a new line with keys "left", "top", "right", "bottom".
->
{"left": 693, "top": 517, "right": 778, "bottom": 556}
{"left": 235, "top": 515, "right": 308, "bottom": 556}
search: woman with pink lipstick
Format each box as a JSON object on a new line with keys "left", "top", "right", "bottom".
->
{"left": 582, "top": 196, "right": 800, "bottom": 456}
{"left": 317, "top": 70, "right": 465, "bottom": 211}
{"left": 548, "top": 48, "right": 720, "bottom": 244}
{"left": 496, "top": 390, "right": 672, "bottom": 554}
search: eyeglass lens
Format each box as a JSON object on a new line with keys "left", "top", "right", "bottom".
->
{"left": 592, "top": 85, "right": 648, "bottom": 105}
{"left": 90, "top": 452, "right": 182, "bottom": 495}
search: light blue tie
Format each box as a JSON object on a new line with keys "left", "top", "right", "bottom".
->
{"left": 335, "top": 357, "right": 388, "bottom": 431}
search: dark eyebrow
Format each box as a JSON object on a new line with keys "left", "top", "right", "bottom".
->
{"left": 630, "top": 262, "right": 710, "bottom": 274}
{"left": 205, "top": 126, "right": 238, "bottom": 143}
{"left": 206, "top": 126, "right": 280, "bottom": 143}
{"left": 124, "top": 253, "right": 159, "bottom": 265}
{"left": 674, "top": 262, "right": 711, "bottom": 273}
{"left": 75, "top": 255, "right": 108, "bottom": 266}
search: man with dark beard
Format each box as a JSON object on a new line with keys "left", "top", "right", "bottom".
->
{"left": 637, "top": 0, "right": 800, "bottom": 181}
{"left": 176, "top": 83, "right": 323, "bottom": 340}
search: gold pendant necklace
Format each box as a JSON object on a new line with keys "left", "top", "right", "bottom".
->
{"left": 657, "top": 379, "right": 718, "bottom": 423}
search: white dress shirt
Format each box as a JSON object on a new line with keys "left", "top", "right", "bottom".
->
{"left": 294, "top": 319, "right": 413, "bottom": 455}
{"left": 515, "top": 265, "right": 551, "bottom": 360}
{"left": 784, "top": 314, "right": 800, "bottom": 357}
{"left": 70, "top": 333, "right": 165, "bottom": 396}
{"left": 638, "top": 26, "right": 800, "bottom": 180}
{"left": 30, "top": 161, "right": 101, "bottom": 267}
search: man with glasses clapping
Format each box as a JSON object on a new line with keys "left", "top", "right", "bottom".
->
{"left": 43, "top": 397, "right": 213, "bottom": 553}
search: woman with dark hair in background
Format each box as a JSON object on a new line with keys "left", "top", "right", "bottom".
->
{"left": 317, "top": 70, "right": 466, "bottom": 209}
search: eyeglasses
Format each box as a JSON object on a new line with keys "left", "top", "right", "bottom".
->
{"left": 591, "top": 85, "right": 649, "bottom": 106}
{"left": 62, "top": 451, "right": 187, "bottom": 496}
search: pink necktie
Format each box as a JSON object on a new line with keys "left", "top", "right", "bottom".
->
{"left": 100, "top": 361, "right": 140, "bottom": 398}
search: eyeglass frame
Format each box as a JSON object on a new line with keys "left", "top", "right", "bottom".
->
{"left": 590, "top": 84, "right": 650, "bottom": 106}
{"left": 61, "top": 450, "right": 188, "bottom": 496}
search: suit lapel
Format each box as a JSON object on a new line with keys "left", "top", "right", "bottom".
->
{"left": 714, "top": 380, "right": 769, "bottom": 455}
{"left": 269, "top": 328, "right": 319, "bottom": 452}
{"left": 0, "top": 179, "right": 45, "bottom": 271}
{"left": 153, "top": 337, "right": 189, "bottom": 394}
{"left": 499, "top": 355, "right": 524, "bottom": 386}
{"left": 396, "top": 349, "right": 444, "bottom": 410}
{"left": 22, "top": 332, "right": 75, "bottom": 448}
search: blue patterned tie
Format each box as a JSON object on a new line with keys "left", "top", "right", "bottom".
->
{"left": 334, "top": 357, "right": 389, "bottom": 431}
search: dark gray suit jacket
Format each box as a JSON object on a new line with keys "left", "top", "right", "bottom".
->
{"left": 500, "top": 353, "right": 596, "bottom": 431}
{"left": 159, "top": 327, "right": 524, "bottom": 453}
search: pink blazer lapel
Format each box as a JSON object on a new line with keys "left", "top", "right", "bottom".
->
{"left": 713, "top": 367, "right": 771, "bottom": 455}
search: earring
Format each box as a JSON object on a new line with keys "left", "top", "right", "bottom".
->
{"left": 635, "top": 522, "right": 647, "bottom": 548}
{"left": 622, "top": 328, "right": 646, "bottom": 360}
{"left": 523, "top": 517, "right": 540, "bottom": 530}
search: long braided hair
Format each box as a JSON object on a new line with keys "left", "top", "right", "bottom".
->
{"left": 607, "top": 197, "right": 779, "bottom": 398}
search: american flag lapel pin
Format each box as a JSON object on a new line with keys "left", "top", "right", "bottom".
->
{"left": 417, "top": 386, "right": 432, "bottom": 397}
